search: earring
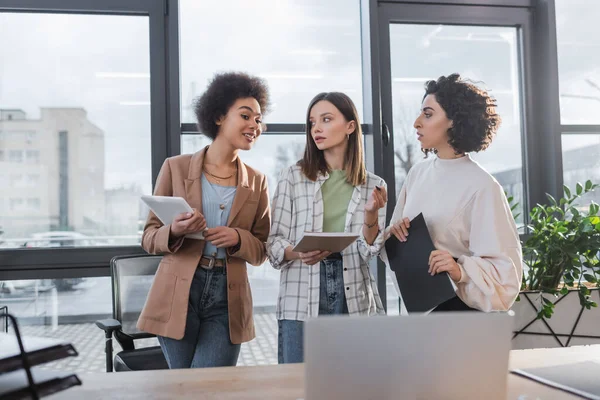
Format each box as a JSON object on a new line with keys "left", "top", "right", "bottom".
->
{"left": 347, "top": 134, "right": 350, "bottom": 140}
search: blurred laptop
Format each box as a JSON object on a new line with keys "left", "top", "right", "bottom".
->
{"left": 304, "top": 312, "right": 513, "bottom": 400}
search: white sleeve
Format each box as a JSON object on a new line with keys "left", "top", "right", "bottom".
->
{"left": 455, "top": 182, "right": 524, "bottom": 312}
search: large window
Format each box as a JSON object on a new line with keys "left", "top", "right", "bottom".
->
{"left": 562, "top": 134, "right": 600, "bottom": 209}
{"left": 179, "top": 0, "right": 363, "bottom": 123}
{"left": 387, "top": 25, "right": 524, "bottom": 226}
{"left": 556, "top": 0, "right": 600, "bottom": 125}
{"left": 178, "top": 0, "right": 366, "bottom": 353}
{"left": 1, "top": 0, "right": 169, "bottom": 377}
{"left": 0, "top": 12, "right": 152, "bottom": 249}
{"left": 1, "top": 0, "right": 588, "bottom": 374}
{"left": 555, "top": 0, "right": 600, "bottom": 200}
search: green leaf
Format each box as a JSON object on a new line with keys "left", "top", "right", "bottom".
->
{"left": 584, "top": 274, "right": 597, "bottom": 283}
{"left": 547, "top": 194, "right": 558, "bottom": 206}
{"left": 564, "top": 185, "right": 572, "bottom": 198}
{"left": 585, "top": 180, "right": 593, "bottom": 191}
{"left": 570, "top": 207, "right": 580, "bottom": 218}
{"left": 542, "top": 297, "right": 554, "bottom": 305}
{"left": 560, "top": 287, "right": 569, "bottom": 295}
{"left": 577, "top": 182, "right": 583, "bottom": 196}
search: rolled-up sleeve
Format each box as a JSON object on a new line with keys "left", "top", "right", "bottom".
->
{"left": 357, "top": 179, "right": 388, "bottom": 263}
{"left": 266, "top": 167, "right": 295, "bottom": 270}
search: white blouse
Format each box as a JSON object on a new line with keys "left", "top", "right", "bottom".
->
{"left": 386, "top": 154, "right": 523, "bottom": 312}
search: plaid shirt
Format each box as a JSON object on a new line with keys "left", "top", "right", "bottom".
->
{"left": 267, "top": 165, "right": 386, "bottom": 321}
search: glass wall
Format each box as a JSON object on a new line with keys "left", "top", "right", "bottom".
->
{"left": 556, "top": 0, "right": 600, "bottom": 125}
{"left": 561, "top": 134, "right": 600, "bottom": 209}
{"left": 179, "top": 0, "right": 364, "bottom": 123}
{"left": 0, "top": 0, "right": 590, "bottom": 374}
{"left": 555, "top": 0, "right": 600, "bottom": 200}
{"left": 388, "top": 24, "right": 524, "bottom": 225}
{"left": 177, "top": 0, "right": 366, "bottom": 366}
{"left": 0, "top": 12, "right": 151, "bottom": 250}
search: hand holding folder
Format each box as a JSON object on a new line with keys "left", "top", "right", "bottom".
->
{"left": 384, "top": 213, "right": 456, "bottom": 312}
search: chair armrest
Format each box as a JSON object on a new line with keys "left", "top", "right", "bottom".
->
{"left": 95, "top": 318, "right": 122, "bottom": 334}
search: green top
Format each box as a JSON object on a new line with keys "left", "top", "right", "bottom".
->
{"left": 321, "top": 170, "right": 354, "bottom": 232}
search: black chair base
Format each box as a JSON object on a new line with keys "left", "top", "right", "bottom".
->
{"left": 114, "top": 346, "right": 169, "bottom": 372}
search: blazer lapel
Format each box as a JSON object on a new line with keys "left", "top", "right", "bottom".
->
{"left": 184, "top": 146, "right": 208, "bottom": 213}
{"left": 227, "top": 157, "right": 251, "bottom": 226}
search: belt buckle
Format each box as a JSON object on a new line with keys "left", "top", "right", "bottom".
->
{"left": 202, "top": 257, "right": 215, "bottom": 270}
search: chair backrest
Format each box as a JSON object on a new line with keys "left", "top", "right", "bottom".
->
{"left": 110, "top": 255, "right": 162, "bottom": 338}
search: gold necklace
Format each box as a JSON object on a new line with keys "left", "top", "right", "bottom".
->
{"left": 204, "top": 167, "right": 237, "bottom": 184}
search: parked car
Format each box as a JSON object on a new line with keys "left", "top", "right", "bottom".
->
{"left": 23, "top": 231, "right": 94, "bottom": 248}
{"left": 4, "top": 231, "right": 92, "bottom": 292}
{"left": 0, "top": 278, "right": 85, "bottom": 294}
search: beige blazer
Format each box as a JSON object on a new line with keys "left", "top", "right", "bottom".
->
{"left": 136, "top": 146, "right": 271, "bottom": 344}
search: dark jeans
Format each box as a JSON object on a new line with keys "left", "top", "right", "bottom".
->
{"left": 278, "top": 257, "right": 349, "bottom": 364}
{"left": 158, "top": 266, "right": 240, "bottom": 368}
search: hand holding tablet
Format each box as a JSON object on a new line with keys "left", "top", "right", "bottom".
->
{"left": 141, "top": 195, "right": 207, "bottom": 240}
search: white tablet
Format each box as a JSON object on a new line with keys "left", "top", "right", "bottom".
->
{"left": 292, "top": 232, "right": 359, "bottom": 253}
{"left": 140, "top": 195, "right": 205, "bottom": 240}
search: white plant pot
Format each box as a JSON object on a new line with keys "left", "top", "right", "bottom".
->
{"left": 510, "top": 288, "right": 600, "bottom": 349}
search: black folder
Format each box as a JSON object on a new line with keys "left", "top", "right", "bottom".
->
{"left": 385, "top": 213, "right": 456, "bottom": 312}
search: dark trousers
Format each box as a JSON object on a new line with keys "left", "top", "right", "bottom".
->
{"left": 431, "top": 296, "right": 479, "bottom": 312}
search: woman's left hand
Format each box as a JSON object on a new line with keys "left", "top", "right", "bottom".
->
{"left": 365, "top": 185, "right": 388, "bottom": 213}
{"left": 429, "top": 250, "right": 462, "bottom": 282}
{"left": 204, "top": 227, "right": 240, "bottom": 248}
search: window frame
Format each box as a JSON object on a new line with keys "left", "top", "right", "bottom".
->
{"left": 0, "top": 0, "right": 569, "bottom": 296}
{"left": 0, "top": 0, "right": 174, "bottom": 279}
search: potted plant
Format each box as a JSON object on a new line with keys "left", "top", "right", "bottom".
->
{"left": 511, "top": 180, "right": 600, "bottom": 349}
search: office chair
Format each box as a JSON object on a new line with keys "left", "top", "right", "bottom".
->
{"left": 95, "top": 255, "right": 169, "bottom": 372}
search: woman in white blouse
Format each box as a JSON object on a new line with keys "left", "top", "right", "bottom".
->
{"left": 387, "top": 73, "right": 523, "bottom": 312}
{"left": 267, "top": 92, "right": 388, "bottom": 363}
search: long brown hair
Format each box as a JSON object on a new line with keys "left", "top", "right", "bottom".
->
{"left": 298, "top": 92, "right": 366, "bottom": 186}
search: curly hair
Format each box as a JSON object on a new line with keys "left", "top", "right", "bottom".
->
{"left": 423, "top": 73, "right": 501, "bottom": 155}
{"left": 193, "top": 72, "right": 270, "bottom": 140}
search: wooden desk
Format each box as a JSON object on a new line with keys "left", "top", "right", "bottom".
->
{"left": 51, "top": 345, "right": 600, "bottom": 399}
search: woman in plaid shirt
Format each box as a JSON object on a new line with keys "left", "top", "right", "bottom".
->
{"left": 267, "top": 92, "right": 388, "bottom": 364}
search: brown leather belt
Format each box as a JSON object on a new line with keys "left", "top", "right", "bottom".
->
{"left": 198, "top": 256, "right": 226, "bottom": 270}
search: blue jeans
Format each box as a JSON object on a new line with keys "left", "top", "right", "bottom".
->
{"left": 278, "top": 258, "right": 348, "bottom": 364}
{"left": 157, "top": 266, "right": 240, "bottom": 368}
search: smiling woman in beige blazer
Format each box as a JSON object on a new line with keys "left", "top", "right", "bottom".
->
{"left": 137, "top": 72, "right": 271, "bottom": 369}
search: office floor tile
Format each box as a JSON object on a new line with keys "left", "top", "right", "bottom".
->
{"left": 15, "top": 312, "right": 278, "bottom": 374}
